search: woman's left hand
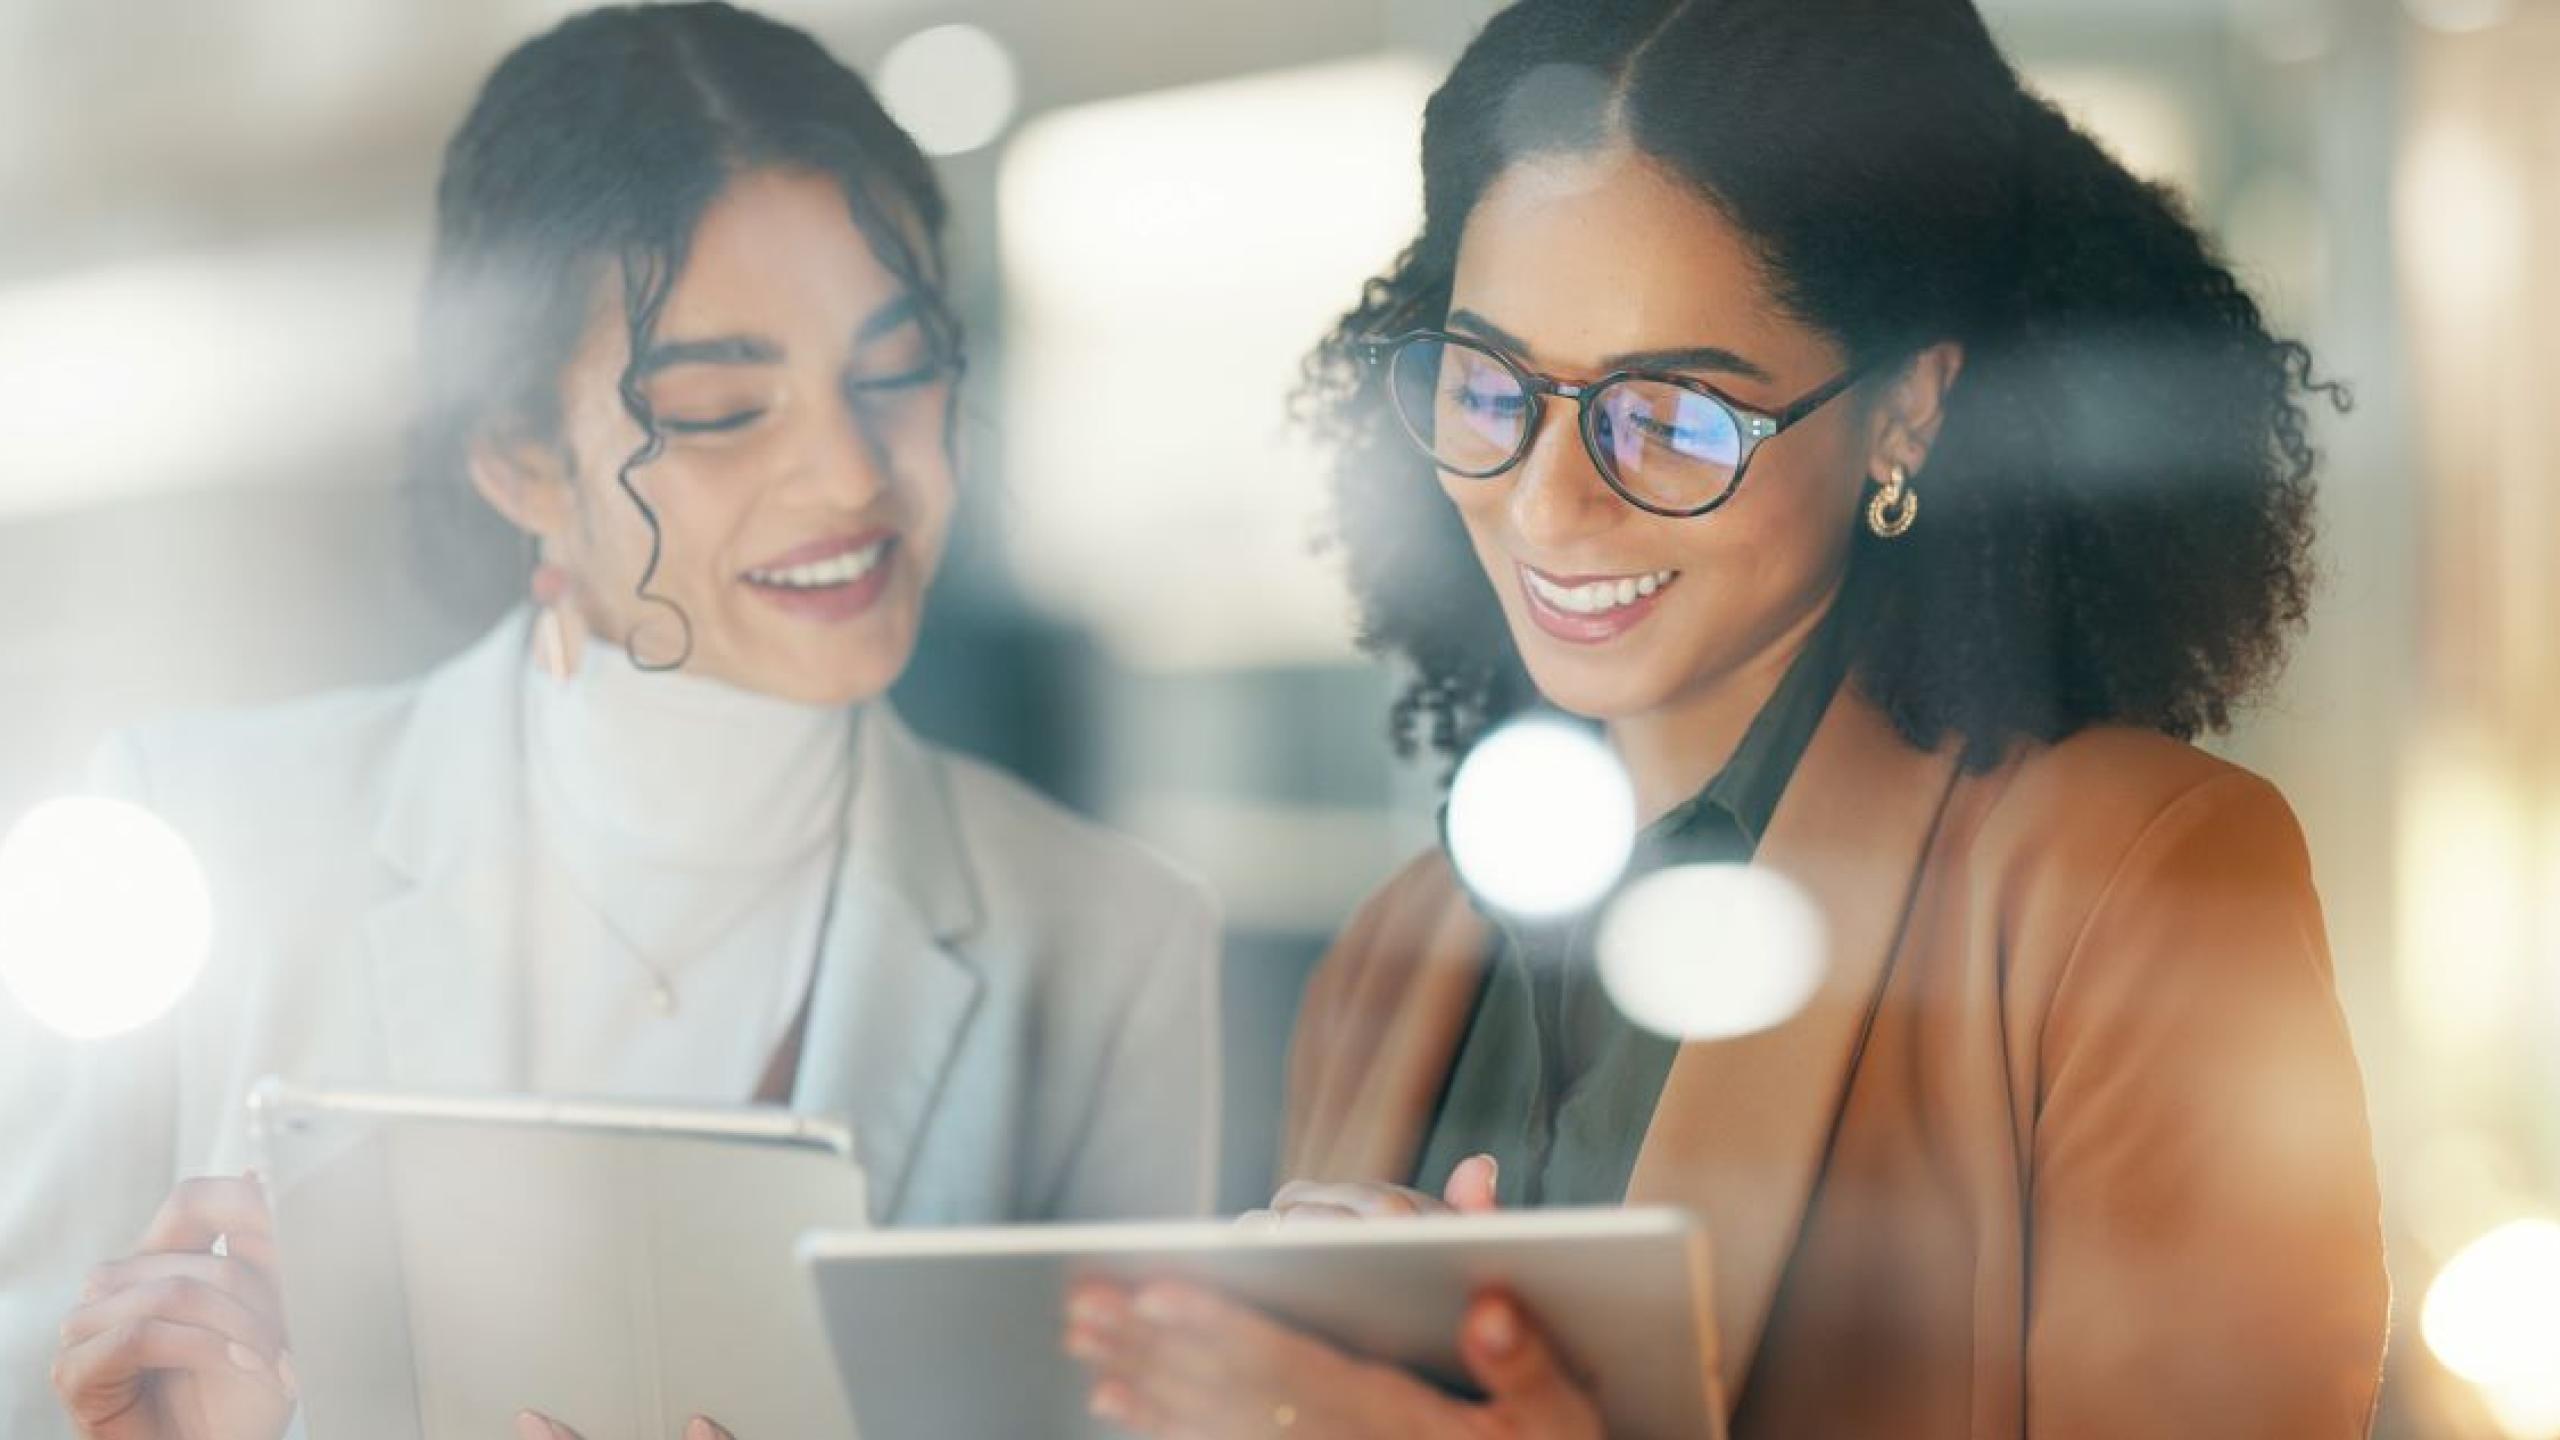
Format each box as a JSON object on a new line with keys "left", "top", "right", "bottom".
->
{"left": 1063, "top": 1279, "right": 1602, "bottom": 1439}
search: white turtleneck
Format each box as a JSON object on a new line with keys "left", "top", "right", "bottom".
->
{"left": 518, "top": 630, "right": 858, "bottom": 1101}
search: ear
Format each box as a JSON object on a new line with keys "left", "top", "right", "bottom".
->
{"left": 1866, "top": 340, "right": 1966, "bottom": 482}
{"left": 466, "top": 426, "right": 578, "bottom": 545}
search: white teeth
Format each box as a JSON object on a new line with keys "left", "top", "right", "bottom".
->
{"left": 748, "top": 540, "right": 889, "bottom": 589}
{"left": 1524, "top": 567, "right": 1677, "bottom": 615}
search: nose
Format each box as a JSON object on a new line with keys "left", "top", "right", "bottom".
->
{"left": 791, "top": 390, "right": 897, "bottom": 511}
{"left": 1505, "top": 398, "right": 1622, "bottom": 549}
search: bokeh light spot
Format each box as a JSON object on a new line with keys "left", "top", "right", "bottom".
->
{"left": 1444, "top": 719, "right": 1635, "bottom": 919}
{"left": 877, "top": 23, "right": 1019, "bottom": 158}
{"left": 0, "top": 797, "right": 212, "bottom": 1040}
{"left": 1596, "top": 863, "right": 1826, "bottom": 1041}
{"left": 2422, "top": 1218, "right": 2560, "bottom": 1389}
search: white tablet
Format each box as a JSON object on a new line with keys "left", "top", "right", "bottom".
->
{"left": 248, "top": 1079, "right": 871, "bottom": 1440}
{"left": 799, "top": 1208, "right": 1723, "bottom": 1440}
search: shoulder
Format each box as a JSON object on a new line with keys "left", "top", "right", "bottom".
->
{"left": 96, "top": 676, "right": 425, "bottom": 844}
{"left": 930, "top": 744, "right": 1221, "bottom": 958}
{"left": 1957, "top": 724, "right": 2321, "bottom": 992}
{"left": 1964, "top": 725, "right": 2302, "bottom": 884}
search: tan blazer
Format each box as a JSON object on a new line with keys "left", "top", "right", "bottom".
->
{"left": 1285, "top": 685, "right": 2387, "bottom": 1437}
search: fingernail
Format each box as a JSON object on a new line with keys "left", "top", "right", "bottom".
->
{"left": 514, "top": 1413, "right": 554, "bottom": 1440}
{"left": 227, "top": 1341, "right": 264, "bottom": 1373}
{"left": 1089, "top": 1384, "right": 1132, "bottom": 1422}
{"left": 277, "top": 1351, "right": 299, "bottom": 1399}
{"left": 1480, "top": 1154, "right": 1500, "bottom": 1191}
{"left": 1063, "top": 1324, "right": 1108, "bottom": 1362}
{"left": 1068, "top": 1291, "right": 1119, "bottom": 1326}
{"left": 1473, "top": 1301, "right": 1517, "bottom": 1355}
{"left": 684, "top": 1419, "right": 722, "bottom": 1440}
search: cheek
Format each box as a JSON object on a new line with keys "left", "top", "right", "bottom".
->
{"left": 1439, "top": 474, "right": 1511, "bottom": 564}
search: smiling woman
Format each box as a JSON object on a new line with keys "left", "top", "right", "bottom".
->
{"left": 1066, "top": 1, "right": 2387, "bottom": 1437}
{"left": 0, "top": 8, "right": 1221, "bottom": 1440}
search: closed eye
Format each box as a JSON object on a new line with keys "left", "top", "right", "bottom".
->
{"left": 846, "top": 359, "right": 956, "bottom": 396}
{"left": 659, "top": 409, "right": 766, "bottom": 435}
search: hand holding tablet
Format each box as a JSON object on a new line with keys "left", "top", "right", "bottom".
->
{"left": 801, "top": 1206, "right": 1723, "bottom": 1440}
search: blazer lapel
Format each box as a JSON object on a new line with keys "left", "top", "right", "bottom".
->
{"left": 364, "top": 614, "right": 539, "bottom": 1092}
{"left": 788, "top": 706, "right": 985, "bottom": 1223}
{"left": 1625, "top": 685, "right": 1962, "bottom": 1404}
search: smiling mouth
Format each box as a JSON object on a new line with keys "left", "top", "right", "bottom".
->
{"left": 1520, "top": 565, "right": 1681, "bottom": 615}
{"left": 743, "top": 536, "right": 893, "bottom": 591}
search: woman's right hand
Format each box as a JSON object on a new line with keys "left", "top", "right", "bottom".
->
{"left": 51, "top": 1175, "right": 297, "bottom": 1440}
{"left": 1250, "top": 1153, "right": 1500, "bottom": 1222}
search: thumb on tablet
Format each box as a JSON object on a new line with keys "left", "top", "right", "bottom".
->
{"left": 1461, "top": 1295, "right": 1601, "bottom": 1437}
{"left": 1442, "top": 1153, "right": 1499, "bottom": 1213}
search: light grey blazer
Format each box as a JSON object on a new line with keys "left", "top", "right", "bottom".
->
{"left": 0, "top": 613, "right": 1220, "bottom": 1438}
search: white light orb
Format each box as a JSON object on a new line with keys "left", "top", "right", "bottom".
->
{"left": 2422, "top": 1219, "right": 2560, "bottom": 1387}
{"left": 877, "top": 23, "right": 1020, "bottom": 158}
{"left": 0, "top": 797, "right": 213, "bottom": 1040}
{"left": 1444, "top": 719, "right": 1635, "bottom": 919}
{"left": 1595, "top": 863, "right": 1826, "bottom": 1041}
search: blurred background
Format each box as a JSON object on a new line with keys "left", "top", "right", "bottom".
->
{"left": 0, "top": 0, "right": 2553, "bottom": 1432}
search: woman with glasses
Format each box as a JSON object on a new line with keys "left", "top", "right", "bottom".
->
{"left": 8, "top": 8, "right": 1217, "bottom": 1439}
{"left": 1065, "top": 0, "right": 2384, "bottom": 1435}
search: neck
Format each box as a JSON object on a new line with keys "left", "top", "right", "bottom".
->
{"left": 1607, "top": 587, "right": 1840, "bottom": 823}
{"left": 525, "top": 623, "right": 857, "bottom": 870}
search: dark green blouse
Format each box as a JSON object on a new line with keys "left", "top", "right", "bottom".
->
{"left": 1412, "top": 621, "right": 1848, "bottom": 1206}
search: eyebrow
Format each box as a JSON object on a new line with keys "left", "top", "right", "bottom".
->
{"left": 633, "top": 334, "right": 781, "bottom": 378}
{"left": 1446, "top": 307, "right": 1775, "bottom": 386}
{"left": 633, "top": 293, "right": 927, "bottom": 378}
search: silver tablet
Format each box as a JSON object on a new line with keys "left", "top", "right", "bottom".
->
{"left": 248, "top": 1079, "right": 870, "bottom": 1440}
{"left": 799, "top": 1208, "right": 1723, "bottom": 1440}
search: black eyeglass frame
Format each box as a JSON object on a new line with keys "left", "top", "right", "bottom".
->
{"left": 1361, "top": 329, "right": 1873, "bottom": 519}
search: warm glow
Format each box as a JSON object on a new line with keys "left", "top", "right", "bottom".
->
{"left": 2422, "top": 1219, "right": 2560, "bottom": 1389}
{"left": 0, "top": 797, "right": 214, "bottom": 1040}
{"left": 2396, "top": 747, "right": 2536, "bottom": 1056}
{"left": 1443, "top": 719, "right": 1636, "bottom": 919}
{"left": 1596, "top": 863, "right": 1826, "bottom": 1041}
{"left": 997, "top": 55, "right": 1438, "bottom": 668}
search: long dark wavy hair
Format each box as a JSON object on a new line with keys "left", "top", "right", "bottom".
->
{"left": 1305, "top": 0, "right": 2343, "bottom": 770}
{"left": 409, "top": 2, "right": 959, "bottom": 667}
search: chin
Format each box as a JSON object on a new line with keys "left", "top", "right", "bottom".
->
{"left": 1495, "top": 605, "right": 1682, "bottom": 723}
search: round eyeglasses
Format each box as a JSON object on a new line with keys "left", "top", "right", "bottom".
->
{"left": 1364, "top": 331, "right": 1870, "bottom": 519}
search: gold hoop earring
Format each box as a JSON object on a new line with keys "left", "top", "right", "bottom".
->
{"left": 1867, "top": 464, "right": 1919, "bottom": 539}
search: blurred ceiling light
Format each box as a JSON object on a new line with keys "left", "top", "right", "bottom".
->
{"left": 2396, "top": 740, "right": 2535, "bottom": 1062}
{"left": 1597, "top": 864, "right": 1826, "bottom": 1042}
{"left": 2422, "top": 1219, "right": 2560, "bottom": 1393}
{"left": 2026, "top": 66, "right": 2202, "bottom": 195}
{"left": 998, "top": 55, "right": 1437, "bottom": 668}
{"left": 0, "top": 797, "right": 213, "bottom": 1041}
{"left": 2398, "top": 116, "right": 2527, "bottom": 337}
{"left": 2404, "top": 0, "right": 2515, "bottom": 32}
{"left": 878, "top": 23, "right": 1019, "bottom": 158}
{"left": 1443, "top": 719, "right": 1635, "bottom": 919}
{"left": 0, "top": 233, "right": 412, "bottom": 522}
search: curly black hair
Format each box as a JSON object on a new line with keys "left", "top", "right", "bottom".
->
{"left": 1303, "top": 0, "right": 2344, "bottom": 770}
{"left": 409, "top": 2, "right": 960, "bottom": 666}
